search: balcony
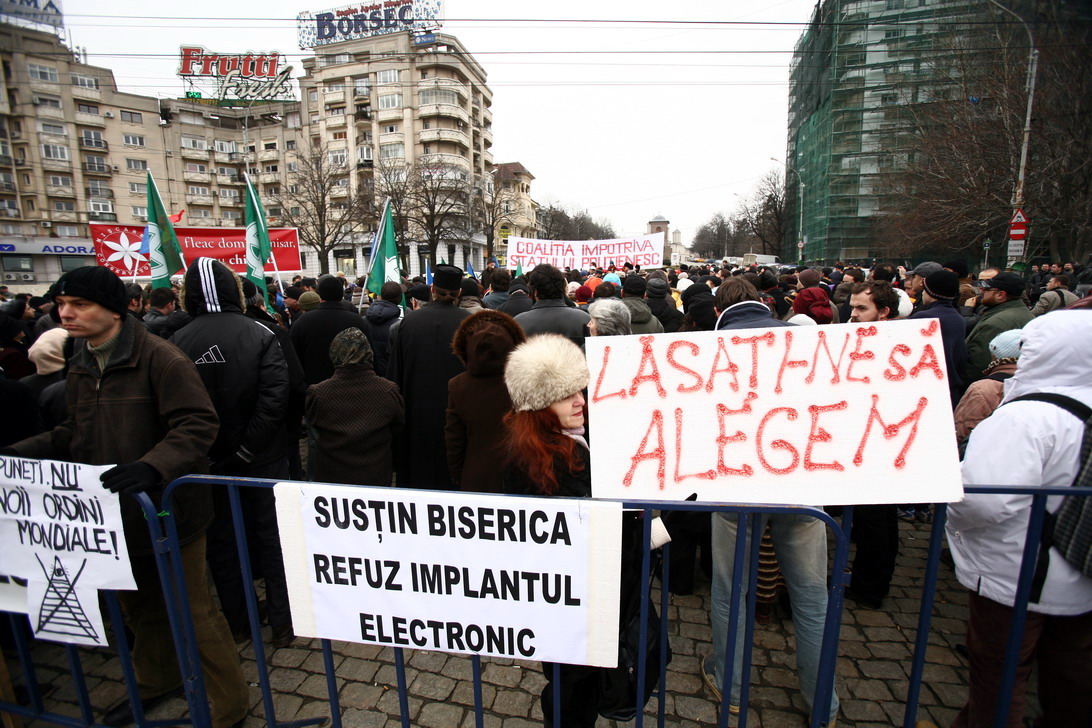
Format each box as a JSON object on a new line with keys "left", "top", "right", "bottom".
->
{"left": 187, "top": 216, "right": 217, "bottom": 227}
{"left": 323, "top": 91, "right": 345, "bottom": 104}
{"left": 420, "top": 152, "right": 471, "bottom": 171}
{"left": 36, "top": 105, "right": 64, "bottom": 120}
{"left": 0, "top": 208, "right": 21, "bottom": 218}
{"left": 72, "top": 85, "right": 102, "bottom": 101}
{"left": 353, "top": 86, "right": 371, "bottom": 99}
{"left": 419, "top": 128, "right": 469, "bottom": 148}
{"left": 418, "top": 103, "right": 469, "bottom": 125}
{"left": 75, "top": 112, "right": 106, "bottom": 127}
{"left": 50, "top": 211, "right": 78, "bottom": 222}
{"left": 325, "top": 115, "right": 347, "bottom": 128}
{"left": 181, "top": 147, "right": 209, "bottom": 160}
{"left": 259, "top": 173, "right": 279, "bottom": 184}
{"left": 217, "top": 174, "right": 242, "bottom": 185}
{"left": 79, "top": 137, "right": 108, "bottom": 150}
{"left": 182, "top": 171, "right": 211, "bottom": 183}
{"left": 258, "top": 148, "right": 280, "bottom": 161}
{"left": 355, "top": 134, "right": 373, "bottom": 145}
{"left": 354, "top": 110, "right": 373, "bottom": 124}
{"left": 89, "top": 211, "right": 118, "bottom": 222}
{"left": 330, "top": 185, "right": 349, "bottom": 197}
{"left": 86, "top": 187, "right": 113, "bottom": 198}
{"left": 82, "top": 162, "right": 112, "bottom": 176}
{"left": 42, "top": 158, "right": 73, "bottom": 171}
{"left": 0, "top": 181, "right": 15, "bottom": 192}
{"left": 376, "top": 108, "right": 402, "bottom": 123}
{"left": 0, "top": 155, "right": 12, "bottom": 167}
{"left": 379, "top": 131, "right": 403, "bottom": 145}
{"left": 186, "top": 194, "right": 214, "bottom": 206}
{"left": 218, "top": 196, "right": 242, "bottom": 206}
{"left": 213, "top": 151, "right": 236, "bottom": 163}
{"left": 482, "top": 127, "right": 493, "bottom": 147}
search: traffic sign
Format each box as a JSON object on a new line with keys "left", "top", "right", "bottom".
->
{"left": 1007, "top": 208, "right": 1028, "bottom": 258}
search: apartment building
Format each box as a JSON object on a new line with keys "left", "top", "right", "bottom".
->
{"left": 492, "top": 161, "right": 538, "bottom": 263}
{"left": 0, "top": 22, "right": 506, "bottom": 287}
{"left": 297, "top": 30, "right": 494, "bottom": 276}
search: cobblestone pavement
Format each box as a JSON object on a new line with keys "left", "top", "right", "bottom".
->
{"left": 15, "top": 518, "right": 977, "bottom": 728}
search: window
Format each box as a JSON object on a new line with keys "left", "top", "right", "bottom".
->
{"left": 423, "top": 145, "right": 431, "bottom": 155}
{"left": 308, "top": 89, "right": 318, "bottom": 102}
{"left": 286, "top": 112, "right": 301, "bottom": 129}
{"left": 215, "top": 140, "right": 236, "bottom": 153}
{"left": 185, "top": 162, "right": 207, "bottom": 173}
{"left": 129, "top": 182, "right": 147, "bottom": 194}
{"left": 328, "top": 106, "right": 345, "bottom": 116}
{"left": 48, "top": 175, "right": 72, "bottom": 186}
{"left": 321, "top": 54, "right": 350, "bottom": 67}
{"left": 181, "top": 136, "right": 207, "bottom": 150}
{"left": 378, "top": 94, "right": 401, "bottom": 109}
{"left": 884, "top": 28, "right": 904, "bottom": 40}
{"left": 87, "top": 181, "right": 109, "bottom": 196}
{"left": 56, "top": 225, "right": 79, "bottom": 237}
{"left": 72, "top": 73, "right": 98, "bottom": 89}
{"left": 41, "top": 144, "right": 68, "bottom": 160}
{"left": 357, "top": 147, "right": 372, "bottom": 162}
{"left": 192, "top": 209, "right": 212, "bottom": 218}
{"left": 84, "top": 155, "right": 107, "bottom": 170}
{"left": 290, "top": 207, "right": 300, "bottom": 216}
{"left": 377, "top": 69, "right": 400, "bottom": 85}
{"left": 219, "top": 189, "right": 239, "bottom": 199}
{"left": 1, "top": 255, "right": 33, "bottom": 271}
{"left": 119, "top": 134, "right": 144, "bottom": 147}
{"left": 52, "top": 200, "right": 75, "bottom": 211}
{"left": 263, "top": 142, "right": 278, "bottom": 150}
{"left": 77, "top": 103, "right": 99, "bottom": 114}
{"left": 126, "top": 158, "right": 148, "bottom": 171}
{"left": 131, "top": 206, "right": 148, "bottom": 217}
{"left": 420, "top": 71, "right": 428, "bottom": 80}
{"left": 286, "top": 139, "right": 297, "bottom": 151}
{"left": 332, "top": 131, "right": 347, "bottom": 140}
{"left": 222, "top": 210, "right": 241, "bottom": 221}
{"left": 188, "top": 185, "right": 209, "bottom": 195}
{"left": 28, "top": 64, "right": 59, "bottom": 82}
{"left": 266, "top": 207, "right": 282, "bottom": 218}
{"left": 325, "top": 83, "right": 344, "bottom": 93}
{"left": 247, "top": 166, "right": 259, "bottom": 175}
{"left": 309, "top": 113, "right": 320, "bottom": 125}
{"left": 328, "top": 150, "right": 347, "bottom": 166}
{"left": 379, "top": 143, "right": 404, "bottom": 159}
{"left": 39, "top": 121, "right": 65, "bottom": 135}
{"left": 383, "top": 124, "right": 398, "bottom": 134}
{"left": 288, "top": 184, "right": 299, "bottom": 194}
{"left": 263, "top": 164, "right": 278, "bottom": 173}
{"left": 89, "top": 199, "right": 113, "bottom": 213}
{"left": 266, "top": 185, "right": 280, "bottom": 196}
{"left": 287, "top": 162, "right": 298, "bottom": 173}
{"left": 335, "top": 177, "right": 349, "bottom": 187}
{"left": 179, "top": 111, "right": 204, "bottom": 125}
{"left": 216, "top": 166, "right": 236, "bottom": 177}
{"left": 354, "top": 79, "right": 370, "bottom": 96}
{"left": 34, "top": 95, "right": 61, "bottom": 109}
{"left": 120, "top": 110, "right": 143, "bottom": 123}
{"left": 422, "top": 121, "right": 430, "bottom": 130}
{"left": 81, "top": 130, "right": 106, "bottom": 147}
{"left": 420, "top": 89, "right": 458, "bottom": 106}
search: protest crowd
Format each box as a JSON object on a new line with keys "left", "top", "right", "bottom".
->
{"left": 0, "top": 253, "right": 1090, "bottom": 728}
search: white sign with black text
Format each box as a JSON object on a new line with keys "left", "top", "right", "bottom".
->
{"left": 275, "top": 483, "right": 623, "bottom": 667}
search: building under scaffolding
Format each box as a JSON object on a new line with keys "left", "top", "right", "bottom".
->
{"left": 786, "top": 0, "right": 983, "bottom": 264}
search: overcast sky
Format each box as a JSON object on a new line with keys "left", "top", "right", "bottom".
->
{"left": 62, "top": 0, "right": 819, "bottom": 245}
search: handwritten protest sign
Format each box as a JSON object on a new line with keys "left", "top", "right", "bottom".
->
{"left": 506, "top": 232, "right": 664, "bottom": 272}
{"left": 276, "top": 483, "right": 623, "bottom": 667}
{"left": 587, "top": 320, "right": 963, "bottom": 505}
{"left": 0, "top": 457, "right": 135, "bottom": 646}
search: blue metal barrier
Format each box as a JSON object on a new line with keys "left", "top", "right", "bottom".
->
{"left": 4, "top": 478, "right": 1089, "bottom": 728}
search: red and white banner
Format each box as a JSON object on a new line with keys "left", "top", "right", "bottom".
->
{"left": 90, "top": 224, "right": 303, "bottom": 278}
{"left": 587, "top": 319, "right": 963, "bottom": 505}
{"left": 506, "top": 232, "right": 664, "bottom": 272}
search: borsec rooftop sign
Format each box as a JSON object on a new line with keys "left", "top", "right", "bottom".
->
{"left": 297, "top": 0, "right": 443, "bottom": 49}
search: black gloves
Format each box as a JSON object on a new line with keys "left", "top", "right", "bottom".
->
{"left": 101, "top": 461, "right": 160, "bottom": 495}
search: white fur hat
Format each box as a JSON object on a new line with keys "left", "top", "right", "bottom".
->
{"left": 505, "top": 334, "right": 589, "bottom": 412}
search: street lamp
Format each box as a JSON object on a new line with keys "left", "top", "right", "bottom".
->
{"left": 986, "top": 0, "right": 1038, "bottom": 261}
{"left": 771, "top": 157, "right": 805, "bottom": 264}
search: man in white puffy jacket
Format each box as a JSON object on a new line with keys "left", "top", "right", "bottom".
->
{"left": 948, "top": 310, "right": 1092, "bottom": 728}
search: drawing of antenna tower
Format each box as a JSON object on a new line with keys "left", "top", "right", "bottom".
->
{"left": 35, "top": 556, "right": 98, "bottom": 641}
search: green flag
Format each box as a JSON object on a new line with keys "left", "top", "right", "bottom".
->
{"left": 244, "top": 174, "right": 272, "bottom": 305}
{"left": 146, "top": 173, "right": 185, "bottom": 288}
{"left": 515, "top": 260, "right": 524, "bottom": 277}
{"left": 366, "top": 198, "right": 399, "bottom": 297}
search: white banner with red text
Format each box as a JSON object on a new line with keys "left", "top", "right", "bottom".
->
{"left": 90, "top": 223, "right": 303, "bottom": 278}
{"left": 506, "top": 232, "right": 664, "bottom": 272}
{"left": 586, "top": 319, "right": 963, "bottom": 505}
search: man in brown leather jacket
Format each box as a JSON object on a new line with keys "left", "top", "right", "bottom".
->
{"left": 4, "top": 266, "right": 248, "bottom": 728}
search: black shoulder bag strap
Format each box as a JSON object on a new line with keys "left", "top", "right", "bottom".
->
{"left": 1005, "top": 393, "right": 1092, "bottom": 603}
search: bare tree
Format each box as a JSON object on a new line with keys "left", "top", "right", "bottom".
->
{"left": 877, "top": 4, "right": 1092, "bottom": 264}
{"left": 409, "top": 158, "right": 473, "bottom": 267}
{"left": 373, "top": 158, "right": 416, "bottom": 273}
{"left": 273, "top": 143, "right": 376, "bottom": 275}
{"left": 738, "top": 168, "right": 787, "bottom": 258}
{"left": 469, "top": 174, "right": 516, "bottom": 261}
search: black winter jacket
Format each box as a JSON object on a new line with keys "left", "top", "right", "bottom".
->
{"left": 290, "top": 301, "right": 370, "bottom": 384}
{"left": 171, "top": 257, "right": 290, "bottom": 468}
{"left": 365, "top": 299, "right": 401, "bottom": 376}
{"left": 646, "top": 295, "right": 684, "bottom": 333}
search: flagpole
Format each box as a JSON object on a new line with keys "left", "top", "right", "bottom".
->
{"left": 149, "top": 175, "right": 187, "bottom": 272}
{"left": 359, "top": 197, "right": 391, "bottom": 313}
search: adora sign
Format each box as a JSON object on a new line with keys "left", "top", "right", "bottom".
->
{"left": 178, "top": 46, "right": 294, "bottom": 103}
{"left": 296, "top": 0, "right": 443, "bottom": 49}
{"left": 90, "top": 224, "right": 303, "bottom": 278}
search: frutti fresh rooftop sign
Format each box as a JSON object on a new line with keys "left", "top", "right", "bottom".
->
{"left": 178, "top": 46, "right": 295, "bottom": 104}
{"left": 297, "top": 0, "right": 442, "bottom": 48}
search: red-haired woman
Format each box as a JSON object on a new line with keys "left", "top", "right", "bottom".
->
{"left": 502, "top": 333, "right": 594, "bottom": 725}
